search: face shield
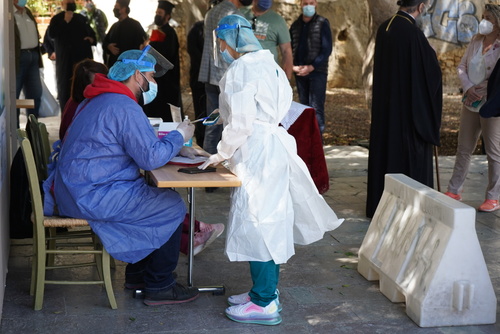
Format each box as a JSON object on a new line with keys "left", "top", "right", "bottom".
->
{"left": 213, "top": 23, "right": 239, "bottom": 68}
{"left": 121, "top": 45, "right": 174, "bottom": 78}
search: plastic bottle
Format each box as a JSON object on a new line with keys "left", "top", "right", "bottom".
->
{"left": 183, "top": 115, "right": 193, "bottom": 147}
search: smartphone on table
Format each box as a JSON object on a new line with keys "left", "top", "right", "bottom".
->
{"left": 178, "top": 167, "right": 216, "bottom": 174}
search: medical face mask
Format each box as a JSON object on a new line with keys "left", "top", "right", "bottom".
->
{"left": 138, "top": 72, "right": 158, "bottom": 105}
{"left": 257, "top": 0, "right": 272, "bottom": 11}
{"left": 220, "top": 48, "right": 235, "bottom": 64}
{"left": 17, "top": 0, "right": 28, "bottom": 7}
{"left": 479, "top": 19, "right": 494, "bottom": 35}
{"left": 303, "top": 5, "right": 315, "bottom": 17}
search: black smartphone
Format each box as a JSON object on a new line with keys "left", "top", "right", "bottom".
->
{"left": 178, "top": 166, "right": 217, "bottom": 174}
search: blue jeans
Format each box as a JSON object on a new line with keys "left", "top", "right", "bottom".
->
{"left": 16, "top": 49, "right": 42, "bottom": 126}
{"left": 248, "top": 260, "right": 280, "bottom": 307}
{"left": 202, "top": 83, "right": 223, "bottom": 154}
{"left": 295, "top": 71, "right": 327, "bottom": 134}
{"left": 125, "top": 222, "right": 182, "bottom": 292}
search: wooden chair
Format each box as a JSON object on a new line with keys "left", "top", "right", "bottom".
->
{"left": 26, "top": 115, "right": 97, "bottom": 267}
{"left": 18, "top": 130, "right": 117, "bottom": 310}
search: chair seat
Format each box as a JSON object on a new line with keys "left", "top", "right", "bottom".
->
{"left": 43, "top": 216, "right": 89, "bottom": 228}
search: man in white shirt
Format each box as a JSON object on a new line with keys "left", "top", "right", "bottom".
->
{"left": 13, "top": 0, "right": 43, "bottom": 126}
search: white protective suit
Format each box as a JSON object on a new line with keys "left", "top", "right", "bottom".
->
{"left": 217, "top": 49, "right": 343, "bottom": 264}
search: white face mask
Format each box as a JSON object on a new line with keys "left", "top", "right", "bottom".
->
{"left": 479, "top": 19, "right": 494, "bottom": 35}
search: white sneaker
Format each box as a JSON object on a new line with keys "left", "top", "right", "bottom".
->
{"left": 228, "top": 289, "right": 282, "bottom": 312}
{"left": 225, "top": 300, "right": 282, "bottom": 325}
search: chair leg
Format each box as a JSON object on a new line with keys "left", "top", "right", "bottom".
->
{"left": 30, "top": 237, "right": 37, "bottom": 296}
{"left": 47, "top": 227, "right": 56, "bottom": 267}
{"left": 101, "top": 246, "right": 117, "bottom": 309}
{"left": 34, "top": 242, "right": 47, "bottom": 311}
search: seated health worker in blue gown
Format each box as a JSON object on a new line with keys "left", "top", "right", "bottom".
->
{"left": 43, "top": 47, "right": 206, "bottom": 306}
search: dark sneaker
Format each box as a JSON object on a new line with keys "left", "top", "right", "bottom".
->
{"left": 125, "top": 281, "right": 145, "bottom": 290}
{"left": 144, "top": 283, "right": 199, "bottom": 306}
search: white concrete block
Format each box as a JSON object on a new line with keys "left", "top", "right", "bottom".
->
{"left": 358, "top": 174, "right": 497, "bottom": 327}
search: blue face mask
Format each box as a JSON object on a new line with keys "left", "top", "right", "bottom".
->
{"left": 303, "top": 5, "right": 315, "bottom": 17}
{"left": 221, "top": 49, "right": 235, "bottom": 64}
{"left": 17, "top": 0, "right": 28, "bottom": 7}
{"left": 139, "top": 72, "right": 158, "bottom": 105}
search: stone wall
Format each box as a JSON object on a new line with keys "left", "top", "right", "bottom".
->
{"left": 139, "top": 0, "right": 491, "bottom": 93}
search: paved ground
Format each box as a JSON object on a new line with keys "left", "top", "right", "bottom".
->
{"left": 1, "top": 112, "right": 499, "bottom": 333}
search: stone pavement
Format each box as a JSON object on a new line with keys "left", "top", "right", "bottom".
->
{"left": 1, "top": 113, "right": 499, "bottom": 333}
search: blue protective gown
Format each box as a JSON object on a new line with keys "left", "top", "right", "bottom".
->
{"left": 48, "top": 75, "right": 187, "bottom": 263}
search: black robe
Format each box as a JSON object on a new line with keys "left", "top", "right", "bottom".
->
{"left": 366, "top": 11, "right": 442, "bottom": 218}
{"left": 103, "top": 17, "right": 147, "bottom": 68}
{"left": 142, "top": 23, "right": 182, "bottom": 121}
{"left": 187, "top": 20, "right": 206, "bottom": 146}
{"left": 48, "top": 11, "right": 95, "bottom": 111}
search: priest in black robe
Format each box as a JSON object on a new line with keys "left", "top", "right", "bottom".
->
{"left": 143, "top": 0, "right": 182, "bottom": 121}
{"left": 366, "top": 0, "right": 442, "bottom": 218}
{"left": 103, "top": 0, "right": 147, "bottom": 68}
{"left": 48, "top": 0, "right": 95, "bottom": 113}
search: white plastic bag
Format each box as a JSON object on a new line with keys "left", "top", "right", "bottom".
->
{"left": 38, "top": 77, "right": 59, "bottom": 117}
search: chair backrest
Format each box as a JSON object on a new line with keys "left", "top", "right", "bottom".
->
{"left": 26, "top": 114, "right": 50, "bottom": 182}
{"left": 39, "top": 122, "right": 51, "bottom": 167}
{"left": 17, "top": 130, "right": 46, "bottom": 241}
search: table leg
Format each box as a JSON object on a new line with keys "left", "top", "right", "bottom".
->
{"left": 186, "top": 187, "right": 225, "bottom": 295}
{"left": 133, "top": 186, "right": 225, "bottom": 299}
{"left": 187, "top": 187, "right": 195, "bottom": 287}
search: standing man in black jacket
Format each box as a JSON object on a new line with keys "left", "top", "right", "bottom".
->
{"left": 289, "top": 0, "right": 332, "bottom": 136}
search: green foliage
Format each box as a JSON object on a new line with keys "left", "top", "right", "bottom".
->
{"left": 26, "top": 0, "right": 60, "bottom": 16}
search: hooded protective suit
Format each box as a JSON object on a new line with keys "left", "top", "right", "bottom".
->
{"left": 217, "top": 49, "right": 343, "bottom": 264}
{"left": 44, "top": 73, "right": 186, "bottom": 263}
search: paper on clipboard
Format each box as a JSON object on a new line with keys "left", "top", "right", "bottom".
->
{"left": 168, "top": 155, "right": 208, "bottom": 166}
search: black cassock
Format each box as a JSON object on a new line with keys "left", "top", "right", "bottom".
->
{"left": 142, "top": 23, "right": 182, "bottom": 122}
{"left": 103, "top": 17, "right": 147, "bottom": 68}
{"left": 48, "top": 12, "right": 95, "bottom": 112}
{"left": 366, "top": 11, "right": 442, "bottom": 218}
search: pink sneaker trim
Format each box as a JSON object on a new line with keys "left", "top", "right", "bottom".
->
{"left": 245, "top": 303, "right": 265, "bottom": 313}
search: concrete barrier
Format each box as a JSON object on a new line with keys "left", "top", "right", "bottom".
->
{"left": 358, "top": 174, "right": 497, "bottom": 327}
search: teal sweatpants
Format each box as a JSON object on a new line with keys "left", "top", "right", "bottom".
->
{"left": 248, "top": 260, "right": 280, "bottom": 307}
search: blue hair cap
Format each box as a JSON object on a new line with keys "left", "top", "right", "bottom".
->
{"left": 216, "top": 14, "right": 262, "bottom": 53}
{"left": 108, "top": 49, "right": 156, "bottom": 81}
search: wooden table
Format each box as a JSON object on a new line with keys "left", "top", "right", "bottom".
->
{"left": 148, "top": 163, "right": 241, "bottom": 294}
